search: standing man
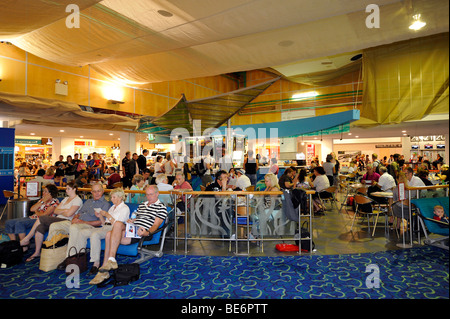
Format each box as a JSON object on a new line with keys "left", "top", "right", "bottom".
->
{"left": 122, "top": 151, "right": 132, "bottom": 189}
{"left": 137, "top": 149, "right": 149, "bottom": 174}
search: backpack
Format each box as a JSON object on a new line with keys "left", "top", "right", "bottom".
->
{"left": 97, "top": 263, "right": 140, "bottom": 287}
{"left": 0, "top": 240, "right": 23, "bottom": 268}
{"left": 295, "top": 221, "right": 315, "bottom": 252}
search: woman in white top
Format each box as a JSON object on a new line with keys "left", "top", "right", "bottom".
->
{"left": 153, "top": 155, "right": 164, "bottom": 178}
{"left": 88, "top": 188, "right": 130, "bottom": 273}
{"left": 20, "top": 181, "right": 82, "bottom": 262}
{"left": 309, "top": 166, "right": 330, "bottom": 213}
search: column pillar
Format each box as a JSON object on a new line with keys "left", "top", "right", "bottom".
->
{"left": 52, "top": 137, "right": 75, "bottom": 164}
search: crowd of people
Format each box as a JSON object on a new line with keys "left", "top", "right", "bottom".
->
{"left": 7, "top": 148, "right": 448, "bottom": 280}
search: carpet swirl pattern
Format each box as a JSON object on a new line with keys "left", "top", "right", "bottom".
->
{"left": 0, "top": 246, "right": 448, "bottom": 299}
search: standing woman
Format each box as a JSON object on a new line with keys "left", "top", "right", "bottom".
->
{"left": 244, "top": 150, "right": 258, "bottom": 186}
{"left": 20, "top": 181, "right": 82, "bottom": 262}
{"left": 163, "top": 152, "right": 176, "bottom": 184}
{"left": 323, "top": 154, "right": 335, "bottom": 186}
{"left": 65, "top": 155, "right": 76, "bottom": 182}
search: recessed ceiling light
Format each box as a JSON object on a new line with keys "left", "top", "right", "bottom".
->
{"left": 402, "top": 130, "right": 407, "bottom": 133}
{"left": 80, "top": 136, "right": 83, "bottom": 138}
{"left": 157, "top": 9, "right": 173, "bottom": 17}
{"left": 109, "top": 133, "right": 113, "bottom": 136}
{"left": 409, "top": 14, "right": 426, "bottom": 31}
{"left": 348, "top": 133, "right": 352, "bottom": 136}
{"left": 59, "top": 130, "right": 64, "bottom": 132}
{"left": 351, "top": 53, "right": 362, "bottom": 61}
{"left": 30, "top": 133, "right": 35, "bottom": 135}
{"left": 355, "top": 136, "right": 359, "bottom": 138}
{"left": 278, "top": 40, "right": 294, "bottom": 47}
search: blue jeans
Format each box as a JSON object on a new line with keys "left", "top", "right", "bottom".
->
{"left": 5, "top": 217, "right": 36, "bottom": 235}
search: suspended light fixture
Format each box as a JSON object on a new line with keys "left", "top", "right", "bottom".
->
{"left": 409, "top": 14, "right": 426, "bottom": 30}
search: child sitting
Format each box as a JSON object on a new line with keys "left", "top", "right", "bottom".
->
{"left": 433, "top": 205, "right": 449, "bottom": 226}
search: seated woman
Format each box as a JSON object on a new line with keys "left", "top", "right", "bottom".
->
{"left": 309, "top": 166, "right": 330, "bottom": 213}
{"left": 20, "top": 181, "right": 82, "bottom": 262}
{"left": 72, "top": 188, "right": 129, "bottom": 275}
{"left": 5, "top": 184, "right": 59, "bottom": 247}
{"left": 391, "top": 172, "right": 411, "bottom": 231}
{"left": 227, "top": 168, "right": 238, "bottom": 189}
{"left": 128, "top": 174, "right": 146, "bottom": 204}
{"left": 53, "top": 170, "right": 67, "bottom": 187}
{"left": 43, "top": 167, "right": 55, "bottom": 180}
{"left": 263, "top": 173, "right": 281, "bottom": 208}
{"left": 296, "top": 168, "right": 311, "bottom": 189}
{"left": 173, "top": 173, "right": 193, "bottom": 213}
{"left": 89, "top": 185, "right": 167, "bottom": 285}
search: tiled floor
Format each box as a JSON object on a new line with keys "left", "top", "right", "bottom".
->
{"left": 164, "top": 194, "right": 422, "bottom": 257}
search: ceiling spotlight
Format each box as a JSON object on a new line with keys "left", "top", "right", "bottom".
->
{"left": 157, "top": 10, "right": 173, "bottom": 17}
{"left": 63, "top": 81, "right": 68, "bottom": 85}
{"left": 409, "top": 14, "right": 426, "bottom": 31}
{"left": 108, "top": 99, "right": 125, "bottom": 105}
{"left": 55, "top": 79, "right": 61, "bottom": 83}
{"left": 292, "top": 91, "right": 318, "bottom": 99}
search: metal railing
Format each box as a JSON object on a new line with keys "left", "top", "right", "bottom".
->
{"left": 54, "top": 186, "right": 315, "bottom": 256}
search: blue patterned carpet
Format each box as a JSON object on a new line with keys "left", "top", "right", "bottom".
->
{"left": 0, "top": 246, "right": 448, "bottom": 299}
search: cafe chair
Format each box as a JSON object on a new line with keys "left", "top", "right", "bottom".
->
{"left": 0, "top": 190, "right": 17, "bottom": 221}
{"left": 318, "top": 186, "right": 338, "bottom": 211}
{"left": 350, "top": 194, "right": 386, "bottom": 237}
{"left": 347, "top": 173, "right": 356, "bottom": 183}
{"left": 356, "top": 187, "right": 368, "bottom": 195}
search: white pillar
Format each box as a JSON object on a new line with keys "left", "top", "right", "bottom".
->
{"left": 52, "top": 137, "right": 75, "bottom": 164}
{"left": 120, "top": 132, "right": 138, "bottom": 160}
{"left": 321, "top": 138, "right": 333, "bottom": 162}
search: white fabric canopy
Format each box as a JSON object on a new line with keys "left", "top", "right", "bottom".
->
{"left": 1, "top": 0, "right": 448, "bottom": 85}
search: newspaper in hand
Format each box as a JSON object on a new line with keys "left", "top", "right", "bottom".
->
{"left": 125, "top": 222, "right": 141, "bottom": 238}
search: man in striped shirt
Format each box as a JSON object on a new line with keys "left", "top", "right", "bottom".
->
{"left": 90, "top": 185, "right": 167, "bottom": 285}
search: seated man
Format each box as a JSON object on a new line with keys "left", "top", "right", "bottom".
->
{"left": 90, "top": 184, "right": 167, "bottom": 285}
{"left": 48, "top": 182, "right": 110, "bottom": 259}
{"left": 369, "top": 166, "right": 396, "bottom": 204}
{"left": 106, "top": 167, "right": 122, "bottom": 189}
{"left": 173, "top": 173, "right": 193, "bottom": 213}
{"left": 205, "top": 170, "right": 229, "bottom": 192}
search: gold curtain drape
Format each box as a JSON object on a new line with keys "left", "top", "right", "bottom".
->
{"left": 356, "top": 32, "right": 449, "bottom": 127}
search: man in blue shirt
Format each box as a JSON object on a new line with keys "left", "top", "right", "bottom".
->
{"left": 49, "top": 183, "right": 111, "bottom": 271}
